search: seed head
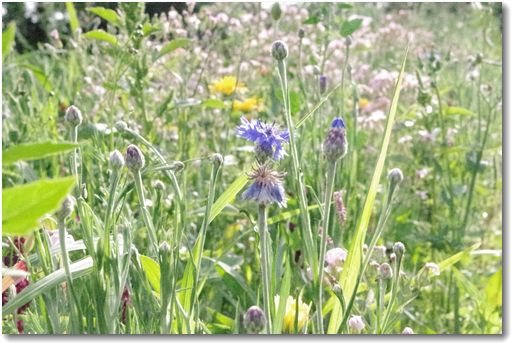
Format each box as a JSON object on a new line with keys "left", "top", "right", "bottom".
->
{"left": 378, "top": 262, "right": 393, "bottom": 280}
{"left": 65, "top": 105, "right": 82, "bottom": 127}
{"left": 243, "top": 306, "right": 266, "bottom": 334}
{"left": 271, "top": 40, "right": 288, "bottom": 61}
{"left": 323, "top": 118, "right": 348, "bottom": 161}
{"left": 109, "top": 150, "right": 125, "bottom": 171}
{"left": 125, "top": 144, "right": 145, "bottom": 172}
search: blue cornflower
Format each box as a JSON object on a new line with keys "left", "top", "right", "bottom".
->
{"left": 242, "top": 164, "right": 287, "bottom": 208}
{"left": 323, "top": 117, "right": 348, "bottom": 161}
{"left": 237, "top": 117, "right": 289, "bottom": 161}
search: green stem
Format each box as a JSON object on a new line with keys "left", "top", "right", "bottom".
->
{"left": 317, "top": 160, "right": 337, "bottom": 333}
{"left": 258, "top": 204, "right": 273, "bottom": 334}
{"left": 132, "top": 169, "right": 158, "bottom": 255}
{"left": 276, "top": 59, "right": 318, "bottom": 280}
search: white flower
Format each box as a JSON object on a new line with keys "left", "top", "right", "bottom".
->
{"left": 348, "top": 315, "right": 365, "bottom": 331}
{"left": 425, "top": 262, "right": 441, "bottom": 276}
{"left": 402, "top": 327, "right": 415, "bottom": 334}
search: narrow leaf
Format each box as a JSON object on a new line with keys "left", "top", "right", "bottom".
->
{"left": 65, "top": 2, "right": 80, "bottom": 36}
{"left": 208, "top": 170, "right": 249, "bottom": 224}
{"left": 87, "top": 7, "right": 119, "bottom": 26}
{"left": 84, "top": 29, "right": 118, "bottom": 46}
{"left": 139, "top": 254, "right": 161, "bottom": 294}
{"left": 2, "top": 22, "right": 16, "bottom": 61}
{"left": 3, "top": 142, "right": 78, "bottom": 165}
{"left": 156, "top": 38, "right": 189, "bottom": 60}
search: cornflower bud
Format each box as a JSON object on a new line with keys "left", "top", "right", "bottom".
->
{"left": 323, "top": 118, "right": 348, "bottom": 161}
{"left": 125, "top": 144, "right": 145, "bottom": 172}
{"left": 378, "top": 262, "right": 393, "bottom": 280}
{"left": 388, "top": 168, "right": 404, "bottom": 185}
{"left": 210, "top": 153, "right": 224, "bottom": 167}
{"left": 65, "top": 105, "right": 82, "bottom": 127}
{"left": 271, "top": 40, "right": 288, "bottom": 61}
{"left": 271, "top": 3, "right": 282, "bottom": 21}
{"left": 115, "top": 121, "right": 128, "bottom": 132}
{"left": 393, "top": 241, "right": 405, "bottom": 258}
{"left": 57, "top": 196, "right": 75, "bottom": 222}
{"left": 243, "top": 306, "right": 267, "bottom": 334}
{"left": 109, "top": 150, "right": 125, "bottom": 171}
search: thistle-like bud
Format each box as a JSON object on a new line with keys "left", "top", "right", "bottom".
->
{"left": 152, "top": 179, "right": 166, "bottom": 191}
{"left": 56, "top": 195, "right": 75, "bottom": 222}
{"left": 388, "top": 168, "right": 404, "bottom": 184}
{"left": 159, "top": 241, "right": 170, "bottom": 253}
{"left": 271, "top": 3, "right": 282, "bottom": 21}
{"left": 319, "top": 75, "right": 327, "bottom": 95}
{"left": 298, "top": 28, "right": 305, "bottom": 39}
{"left": 172, "top": 161, "right": 185, "bottom": 172}
{"left": 65, "top": 105, "right": 83, "bottom": 127}
{"left": 402, "top": 327, "right": 414, "bottom": 334}
{"left": 378, "top": 262, "right": 393, "bottom": 280}
{"left": 109, "top": 150, "right": 125, "bottom": 171}
{"left": 125, "top": 144, "right": 145, "bottom": 172}
{"left": 115, "top": 121, "right": 128, "bottom": 132}
{"left": 323, "top": 118, "right": 348, "bottom": 161}
{"left": 390, "top": 253, "right": 397, "bottom": 263}
{"left": 210, "top": 153, "right": 224, "bottom": 167}
{"left": 271, "top": 40, "right": 288, "bottom": 61}
{"left": 348, "top": 315, "right": 365, "bottom": 332}
{"left": 393, "top": 241, "right": 405, "bottom": 258}
{"left": 345, "top": 35, "right": 353, "bottom": 47}
{"left": 243, "top": 306, "right": 266, "bottom": 334}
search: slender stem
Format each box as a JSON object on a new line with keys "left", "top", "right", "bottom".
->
{"left": 258, "top": 204, "right": 273, "bottom": 334}
{"left": 133, "top": 169, "right": 158, "bottom": 255}
{"left": 317, "top": 160, "right": 337, "bottom": 333}
{"left": 276, "top": 59, "right": 318, "bottom": 280}
{"left": 381, "top": 255, "right": 403, "bottom": 333}
{"left": 103, "top": 170, "right": 120, "bottom": 259}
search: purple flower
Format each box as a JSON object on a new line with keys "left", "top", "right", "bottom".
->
{"left": 323, "top": 117, "right": 348, "bottom": 161}
{"left": 237, "top": 117, "right": 289, "bottom": 161}
{"left": 242, "top": 164, "right": 287, "bottom": 208}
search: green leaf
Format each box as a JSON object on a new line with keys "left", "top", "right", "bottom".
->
{"left": 65, "top": 2, "right": 80, "bottom": 36}
{"left": 267, "top": 205, "right": 320, "bottom": 225}
{"left": 211, "top": 258, "right": 256, "bottom": 305}
{"left": 156, "top": 38, "right": 189, "bottom": 60}
{"left": 273, "top": 260, "right": 291, "bottom": 334}
{"left": 485, "top": 267, "right": 502, "bottom": 310}
{"left": 3, "top": 142, "right": 78, "bottom": 165}
{"left": 328, "top": 46, "right": 409, "bottom": 334}
{"left": 289, "top": 91, "right": 300, "bottom": 115}
{"left": 2, "top": 177, "right": 76, "bottom": 236}
{"left": 87, "top": 7, "right": 119, "bottom": 26}
{"left": 303, "top": 16, "right": 320, "bottom": 25}
{"left": 340, "top": 18, "right": 362, "bottom": 37}
{"left": 139, "top": 254, "right": 161, "bottom": 294}
{"left": 2, "top": 257, "right": 93, "bottom": 315}
{"left": 2, "top": 22, "right": 16, "bottom": 61}
{"left": 84, "top": 29, "right": 118, "bottom": 46}
{"left": 23, "top": 64, "right": 53, "bottom": 92}
{"left": 444, "top": 106, "right": 475, "bottom": 116}
{"left": 208, "top": 170, "right": 249, "bottom": 224}
{"left": 202, "top": 99, "right": 226, "bottom": 109}
{"left": 437, "top": 242, "right": 480, "bottom": 272}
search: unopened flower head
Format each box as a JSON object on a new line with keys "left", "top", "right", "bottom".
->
{"left": 393, "top": 241, "right": 405, "bottom": 258}
{"left": 388, "top": 168, "right": 404, "bottom": 184}
{"left": 243, "top": 305, "right": 266, "bottom": 334}
{"left": 271, "top": 40, "right": 288, "bottom": 61}
{"left": 323, "top": 118, "right": 348, "bottom": 161}
{"left": 319, "top": 75, "right": 327, "bottom": 95}
{"left": 275, "top": 295, "right": 310, "bottom": 333}
{"left": 125, "top": 144, "right": 145, "bottom": 172}
{"left": 348, "top": 315, "right": 365, "bottom": 332}
{"left": 242, "top": 165, "right": 287, "bottom": 208}
{"left": 65, "top": 105, "right": 82, "bottom": 127}
{"left": 237, "top": 117, "right": 289, "bottom": 162}
{"left": 109, "top": 150, "right": 125, "bottom": 171}
{"left": 378, "top": 262, "right": 393, "bottom": 280}
{"left": 402, "top": 327, "right": 415, "bottom": 334}
{"left": 298, "top": 28, "right": 305, "bottom": 39}
{"left": 115, "top": 120, "right": 128, "bottom": 132}
{"left": 57, "top": 195, "right": 75, "bottom": 222}
{"left": 270, "top": 2, "right": 282, "bottom": 21}
{"left": 210, "top": 153, "right": 224, "bottom": 167}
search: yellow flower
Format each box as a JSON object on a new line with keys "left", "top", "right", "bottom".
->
{"left": 233, "top": 97, "right": 262, "bottom": 113}
{"left": 210, "top": 76, "right": 245, "bottom": 96}
{"left": 359, "top": 97, "right": 370, "bottom": 110}
{"left": 275, "top": 295, "right": 311, "bottom": 333}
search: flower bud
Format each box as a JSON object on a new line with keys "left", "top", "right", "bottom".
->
{"left": 125, "top": 144, "right": 145, "bottom": 172}
{"left": 65, "top": 105, "right": 83, "bottom": 127}
{"left": 298, "top": 28, "right": 305, "bottom": 39}
{"left": 348, "top": 315, "right": 365, "bottom": 332}
{"left": 271, "top": 3, "right": 282, "bottom": 21}
{"left": 109, "top": 150, "right": 125, "bottom": 171}
{"left": 402, "top": 327, "right": 414, "bottom": 334}
{"left": 378, "top": 262, "right": 393, "bottom": 280}
{"left": 172, "top": 161, "right": 185, "bottom": 172}
{"left": 271, "top": 40, "right": 288, "bottom": 61}
{"left": 323, "top": 118, "right": 348, "bottom": 161}
{"left": 390, "top": 253, "right": 396, "bottom": 263}
{"left": 210, "top": 153, "right": 224, "bottom": 167}
{"left": 152, "top": 179, "right": 166, "bottom": 191}
{"left": 115, "top": 121, "right": 128, "bottom": 132}
{"left": 243, "top": 305, "right": 266, "bottom": 334}
{"left": 393, "top": 241, "right": 405, "bottom": 258}
{"left": 388, "top": 168, "right": 404, "bottom": 184}
{"left": 319, "top": 75, "right": 327, "bottom": 95}
{"left": 345, "top": 35, "right": 353, "bottom": 46}
{"left": 56, "top": 195, "right": 75, "bottom": 222}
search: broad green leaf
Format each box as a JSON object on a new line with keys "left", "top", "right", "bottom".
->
{"left": 444, "top": 106, "right": 475, "bottom": 116}
{"left": 84, "top": 29, "right": 118, "bottom": 46}
{"left": 328, "top": 47, "right": 408, "bottom": 334}
{"left": 485, "top": 267, "right": 502, "bottom": 310}
{"left": 87, "top": 7, "right": 119, "bottom": 26}
{"left": 2, "top": 177, "right": 75, "bottom": 236}
{"left": 211, "top": 258, "right": 256, "bottom": 305}
{"left": 202, "top": 99, "right": 226, "bottom": 109}
{"left": 139, "top": 254, "right": 161, "bottom": 294}
{"left": 340, "top": 18, "right": 362, "bottom": 37}
{"left": 2, "top": 22, "right": 16, "bottom": 61}
{"left": 2, "top": 257, "right": 93, "bottom": 315}
{"left": 3, "top": 142, "right": 78, "bottom": 165}
{"left": 156, "top": 38, "right": 189, "bottom": 60}
{"left": 65, "top": 2, "right": 80, "bottom": 36}
{"left": 23, "top": 64, "right": 53, "bottom": 92}
{"left": 208, "top": 170, "right": 249, "bottom": 224}
{"left": 290, "top": 91, "right": 300, "bottom": 115}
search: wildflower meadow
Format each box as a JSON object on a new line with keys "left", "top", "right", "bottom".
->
{"left": 1, "top": 2, "right": 503, "bottom": 335}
